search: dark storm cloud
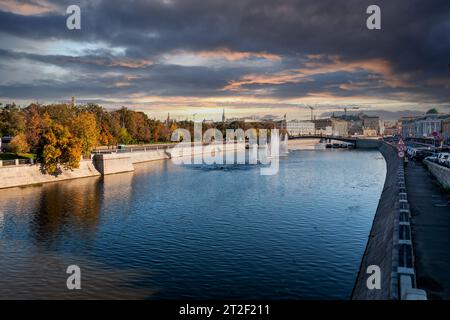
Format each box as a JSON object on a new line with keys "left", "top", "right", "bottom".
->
{"left": 0, "top": 0, "right": 449, "bottom": 106}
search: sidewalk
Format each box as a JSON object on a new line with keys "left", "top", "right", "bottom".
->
{"left": 405, "top": 160, "right": 450, "bottom": 299}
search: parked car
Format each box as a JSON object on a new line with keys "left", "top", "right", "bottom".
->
{"left": 437, "top": 153, "right": 450, "bottom": 166}
{"left": 444, "top": 158, "right": 450, "bottom": 168}
{"left": 414, "top": 150, "right": 436, "bottom": 161}
{"left": 425, "top": 155, "right": 438, "bottom": 162}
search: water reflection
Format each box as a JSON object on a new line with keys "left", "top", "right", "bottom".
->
{"left": 30, "top": 177, "right": 102, "bottom": 245}
{"left": 0, "top": 150, "right": 386, "bottom": 299}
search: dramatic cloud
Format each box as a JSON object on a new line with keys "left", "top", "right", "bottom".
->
{"left": 0, "top": 0, "right": 449, "bottom": 119}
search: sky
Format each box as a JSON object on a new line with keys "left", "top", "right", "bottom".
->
{"left": 0, "top": 0, "right": 449, "bottom": 121}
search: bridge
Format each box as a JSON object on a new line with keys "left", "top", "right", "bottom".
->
{"left": 288, "top": 135, "right": 381, "bottom": 149}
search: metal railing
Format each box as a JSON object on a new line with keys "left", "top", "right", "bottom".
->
{"left": 91, "top": 142, "right": 221, "bottom": 155}
{"left": 0, "top": 158, "right": 34, "bottom": 167}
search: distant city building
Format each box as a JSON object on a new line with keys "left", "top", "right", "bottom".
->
{"left": 382, "top": 121, "right": 399, "bottom": 136}
{"left": 363, "top": 128, "right": 378, "bottom": 137}
{"left": 442, "top": 119, "right": 450, "bottom": 144}
{"left": 330, "top": 118, "right": 348, "bottom": 137}
{"left": 312, "top": 119, "right": 333, "bottom": 136}
{"left": 414, "top": 113, "right": 441, "bottom": 137}
{"left": 400, "top": 109, "right": 450, "bottom": 142}
{"left": 400, "top": 116, "right": 418, "bottom": 138}
{"left": 286, "top": 120, "right": 315, "bottom": 136}
{"left": 362, "top": 115, "right": 381, "bottom": 135}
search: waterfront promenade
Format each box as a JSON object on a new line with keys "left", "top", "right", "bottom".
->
{"left": 406, "top": 160, "right": 450, "bottom": 299}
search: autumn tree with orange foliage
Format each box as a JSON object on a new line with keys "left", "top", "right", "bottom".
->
{"left": 71, "top": 112, "right": 99, "bottom": 156}
{"left": 39, "top": 123, "right": 82, "bottom": 175}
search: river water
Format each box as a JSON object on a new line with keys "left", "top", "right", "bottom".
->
{"left": 0, "top": 146, "right": 386, "bottom": 299}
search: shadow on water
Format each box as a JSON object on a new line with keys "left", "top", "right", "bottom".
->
{"left": 30, "top": 177, "right": 103, "bottom": 245}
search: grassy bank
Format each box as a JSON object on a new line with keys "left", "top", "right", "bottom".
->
{"left": 0, "top": 153, "right": 36, "bottom": 160}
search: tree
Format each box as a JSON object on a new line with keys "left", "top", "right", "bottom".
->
{"left": 117, "top": 127, "right": 133, "bottom": 145}
{"left": 71, "top": 112, "right": 99, "bottom": 155}
{"left": 426, "top": 108, "right": 438, "bottom": 115}
{"left": 99, "top": 123, "right": 116, "bottom": 147}
{"left": 41, "top": 104, "right": 76, "bottom": 126}
{"left": 0, "top": 103, "right": 26, "bottom": 136}
{"left": 130, "top": 112, "right": 151, "bottom": 142}
{"left": 8, "top": 133, "right": 29, "bottom": 154}
{"left": 39, "top": 124, "right": 82, "bottom": 174}
{"left": 24, "top": 105, "right": 51, "bottom": 151}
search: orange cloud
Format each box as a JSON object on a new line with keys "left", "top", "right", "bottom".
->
{"left": 65, "top": 56, "right": 153, "bottom": 69}
{"left": 196, "top": 47, "right": 281, "bottom": 61}
{"left": 0, "top": 0, "right": 58, "bottom": 16}
{"left": 224, "top": 55, "right": 413, "bottom": 91}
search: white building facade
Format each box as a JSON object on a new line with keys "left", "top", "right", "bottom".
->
{"left": 286, "top": 121, "right": 315, "bottom": 136}
{"left": 414, "top": 114, "right": 441, "bottom": 137}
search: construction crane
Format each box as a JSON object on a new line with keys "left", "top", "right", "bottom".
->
{"left": 343, "top": 106, "right": 359, "bottom": 119}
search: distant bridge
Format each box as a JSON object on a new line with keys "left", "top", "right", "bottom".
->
{"left": 288, "top": 135, "right": 356, "bottom": 143}
{"left": 288, "top": 135, "right": 381, "bottom": 149}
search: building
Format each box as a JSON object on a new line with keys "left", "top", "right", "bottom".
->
{"left": 414, "top": 113, "right": 441, "bottom": 138}
{"left": 312, "top": 119, "right": 332, "bottom": 136}
{"left": 362, "top": 116, "right": 380, "bottom": 135}
{"left": 313, "top": 118, "right": 331, "bottom": 130}
{"left": 442, "top": 119, "right": 450, "bottom": 144}
{"left": 400, "top": 109, "right": 450, "bottom": 142}
{"left": 382, "top": 121, "right": 399, "bottom": 136}
{"left": 313, "top": 118, "right": 332, "bottom": 135}
{"left": 286, "top": 120, "right": 315, "bottom": 136}
{"left": 363, "top": 128, "right": 378, "bottom": 137}
{"left": 400, "top": 117, "right": 417, "bottom": 138}
{"left": 331, "top": 118, "right": 348, "bottom": 137}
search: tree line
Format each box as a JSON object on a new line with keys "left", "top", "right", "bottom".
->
{"left": 0, "top": 102, "right": 281, "bottom": 174}
{"left": 0, "top": 103, "right": 181, "bottom": 174}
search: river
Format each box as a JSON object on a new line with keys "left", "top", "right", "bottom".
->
{"left": 0, "top": 146, "right": 386, "bottom": 299}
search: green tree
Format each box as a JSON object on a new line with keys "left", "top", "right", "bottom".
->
{"left": 426, "top": 108, "right": 438, "bottom": 114}
{"left": 0, "top": 103, "right": 26, "bottom": 136}
{"left": 117, "top": 127, "right": 133, "bottom": 144}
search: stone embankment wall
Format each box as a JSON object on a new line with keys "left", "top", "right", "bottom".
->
{"left": 352, "top": 141, "right": 400, "bottom": 299}
{"left": 93, "top": 143, "right": 244, "bottom": 175}
{"left": 0, "top": 143, "right": 246, "bottom": 187}
{"left": 0, "top": 160, "right": 101, "bottom": 189}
